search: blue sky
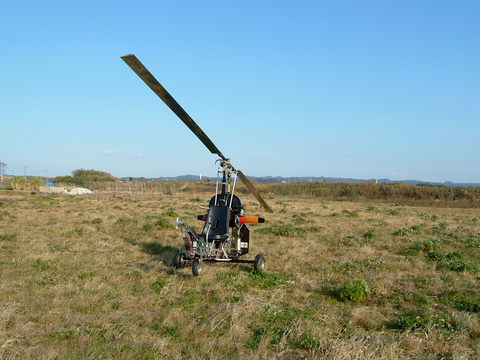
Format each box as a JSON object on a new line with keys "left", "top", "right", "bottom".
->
{"left": 1, "top": 1, "right": 479, "bottom": 182}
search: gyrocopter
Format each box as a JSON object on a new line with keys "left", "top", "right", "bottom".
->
{"left": 121, "top": 54, "right": 273, "bottom": 276}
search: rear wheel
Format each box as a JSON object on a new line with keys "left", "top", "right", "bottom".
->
{"left": 253, "top": 253, "right": 265, "bottom": 271}
{"left": 192, "top": 259, "right": 202, "bottom": 276}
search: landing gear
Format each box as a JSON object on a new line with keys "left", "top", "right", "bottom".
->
{"left": 173, "top": 250, "right": 186, "bottom": 268}
{"left": 253, "top": 253, "right": 265, "bottom": 271}
{"left": 192, "top": 259, "right": 203, "bottom": 276}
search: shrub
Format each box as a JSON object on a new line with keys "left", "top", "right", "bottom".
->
{"left": 91, "top": 218, "right": 103, "bottom": 224}
{"left": 338, "top": 280, "right": 370, "bottom": 302}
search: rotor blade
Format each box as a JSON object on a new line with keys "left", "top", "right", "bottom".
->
{"left": 237, "top": 170, "right": 273, "bottom": 213}
{"left": 121, "top": 54, "right": 226, "bottom": 160}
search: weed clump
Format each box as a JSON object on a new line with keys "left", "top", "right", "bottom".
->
{"left": 164, "top": 209, "right": 178, "bottom": 217}
{"left": 339, "top": 235, "right": 357, "bottom": 246}
{"left": 150, "top": 278, "right": 167, "bottom": 293}
{"left": 424, "top": 250, "right": 477, "bottom": 273}
{"left": 162, "top": 325, "right": 179, "bottom": 337}
{"left": 155, "top": 217, "right": 171, "bottom": 229}
{"left": 292, "top": 213, "right": 309, "bottom": 224}
{"left": 437, "top": 252, "right": 477, "bottom": 273}
{"left": 91, "top": 218, "right": 103, "bottom": 224}
{"left": 432, "top": 222, "right": 449, "bottom": 233}
{"left": 399, "top": 239, "right": 438, "bottom": 256}
{"left": 394, "top": 307, "right": 457, "bottom": 332}
{"left": 464, "top": 234, "right": 480, "bottom": 248}
{"left": 392, "top": 225, "right": 423, "bottom": 236}
{"left": 362, "top": 229, "right": 376, "bottom": 240}
{"left": 338, "top": 280, "right": 370, "bottom": 302}
{"left": 142, "top": 223, "right": 154, "bottom": 232}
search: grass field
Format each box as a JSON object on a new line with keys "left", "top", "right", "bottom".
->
{"left": 1, "top": 189, "right": 479, "bottom": 359}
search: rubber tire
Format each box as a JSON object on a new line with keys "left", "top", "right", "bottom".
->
{"left": 192, "top": 259, "right": 202, "bottom": 276}
{"left": 173, "top": 250, "right": 184, "bottom": 268}
{"left": 253, "top": 253, "right": 265, "bottom": 271}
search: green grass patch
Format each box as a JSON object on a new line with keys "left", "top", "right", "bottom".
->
{"left": 150, "top": 278, "right": 167, "bottom": 293}
{"left": 248, "top": 270, "right": 295, "bottom": 289}
{"left": 342, "top": 209, "right": 359, "bottom": 217}
{"left": 142, "top": 223, "right": 154, "bottom": 232}
{"left": 439, "top": 291, "right": 480, "bottom": 313}
{"left": 0, "top": 233, "right": 17, "bottom": 242}
{"left": 246, "top": 304, "right": 315, "bottom": 350}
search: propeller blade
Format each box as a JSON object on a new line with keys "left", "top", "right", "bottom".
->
{"left": 237, "top": 170, "right": 273, "bottom": 213}
{"left": 121, "top": 54, "right": 226, "bottom": 160}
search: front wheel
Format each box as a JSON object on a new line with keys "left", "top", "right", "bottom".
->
{"left": 192, "top": 259, "right": 202, "bottom": 276}
{"left": 253, "top": 253, "right": 265, "bottom": 271}
{"left": 173, "top": 250, "right": 185, "bottom": 268}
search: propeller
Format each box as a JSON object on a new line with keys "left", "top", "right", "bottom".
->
{"left": 121, "top": 54, "right": 273, "bottom": 213}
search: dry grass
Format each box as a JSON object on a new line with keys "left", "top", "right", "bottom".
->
{"left": 0, "top": 190, "right": 479, "bottom": 359}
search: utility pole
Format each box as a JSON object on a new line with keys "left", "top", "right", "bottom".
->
{"left": 44, "top": 168, "right": 48, "bottom": 181}
{"left": 24, "top": 165, "right": 27, "bottom": 178}
{"left": 0, "top": 161, "right": 5, "bottom": 188}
